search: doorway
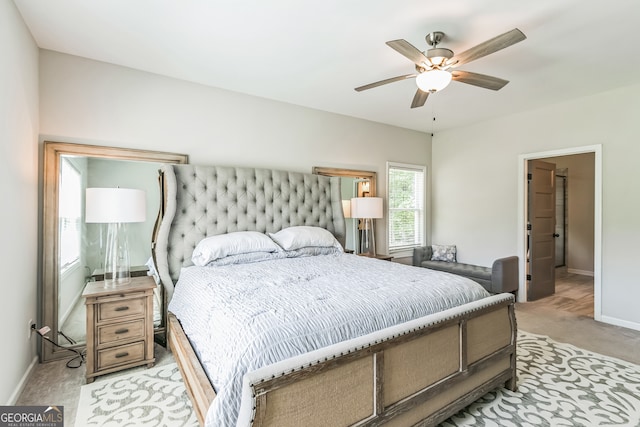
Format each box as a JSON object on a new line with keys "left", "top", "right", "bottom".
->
{"left": 517, "top": 145, "right": 602, "bottom": 321}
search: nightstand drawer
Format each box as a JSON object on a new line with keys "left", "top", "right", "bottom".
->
{"left": 98, "top": 320, "right": 145, "bottom": 346}
{"left": 97, "top": 341, "right": 145, "bottom": 370}
{"left": 98, "top": 298, "right": 145, "bottom": 322}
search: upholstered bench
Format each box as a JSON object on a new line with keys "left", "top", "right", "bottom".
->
{"left": 412, "top": 246, "right": 518, "bottom": 294}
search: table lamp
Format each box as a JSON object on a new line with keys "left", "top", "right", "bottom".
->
{"left": 85, "top": 188, "right": 146, "bottom": 286}
{"left": 350, "top": 197, "right": 383, "bottom": 257}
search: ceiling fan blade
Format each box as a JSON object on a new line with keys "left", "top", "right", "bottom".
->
{"left": 451, "top": 70, "right": 509, "bottom": 90}
{"left": 386, "top": 39, "right": 429, "bottom": 66}
{"left": 354, "top": 74, "right": 416, "bottom": 92}
{"left": 448, "top": 28, "right": 526, "bottom": 67}
{"left": 410, "top": 89, "right": 429, "bottom": 108}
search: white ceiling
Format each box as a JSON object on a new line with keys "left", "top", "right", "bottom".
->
{"left": 13, "top": 0, "right": 640, "bottom": 133}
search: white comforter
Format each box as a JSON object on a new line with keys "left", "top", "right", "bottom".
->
{"left": 168, "top": 253, "right": 490, "bottom": 427}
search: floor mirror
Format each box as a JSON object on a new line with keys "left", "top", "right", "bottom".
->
{"left": 312, "top": 166, "right": 377, "bottom": 254}
{"left": 41, "top": 141, "right": 188, "bottom": 363}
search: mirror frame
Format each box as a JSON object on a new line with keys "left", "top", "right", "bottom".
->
{"left": 312, "top": 167, "right": 377, "bottom": 197}
{"left": 41, "top": 141, "right": 188, "bottom": 363}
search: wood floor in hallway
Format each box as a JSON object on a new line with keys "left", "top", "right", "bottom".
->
{"left": 529, "top": 268, "right": 594, "bottom": 317}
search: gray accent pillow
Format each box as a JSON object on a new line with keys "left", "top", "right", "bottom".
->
{"left": 431, "top": 245, "right": 457, "bottom": 262}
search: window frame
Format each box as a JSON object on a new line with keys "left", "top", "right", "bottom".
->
{"left": 58, "top": 158, "right": 83, "bottom": 274}
{"left": 386, "top": 161, "right": 427, "bottom": 257}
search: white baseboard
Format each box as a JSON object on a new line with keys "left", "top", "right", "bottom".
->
{"left": 600, "top": 315, "right": 640, "bottom": 333}
{"left": 566, "top": 268, "right": 594, "bottom": 277}
{"left": 6, "top": 356, "right": 38, "bottom": 405}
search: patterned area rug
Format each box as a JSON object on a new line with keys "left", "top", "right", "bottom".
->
{"left": 443, "top": 331, "right": 640, "bottom": 426}
{"left": 75, "top": 363, "right": 198, "bottom": 427}
{"left": 76, "top": 332, "right": 640, "bottom": 427}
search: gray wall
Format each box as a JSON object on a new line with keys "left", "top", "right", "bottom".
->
{"left": 1, "top": 0, "right": 39, "bottom": 405}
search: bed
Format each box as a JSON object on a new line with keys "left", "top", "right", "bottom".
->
{"left": 153, "top": 164, "right": 517, "bottom": 427}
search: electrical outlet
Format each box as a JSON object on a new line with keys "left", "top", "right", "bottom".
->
{"left": 28, "top": 319, "right": 33, "bottom": 339}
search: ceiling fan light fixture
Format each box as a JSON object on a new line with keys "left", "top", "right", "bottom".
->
{"left": 415, "top": 70, "right": 452, "bottom": 92}
{"left": 359, "top": 29, "right": 526, "bottom": 107}
{"left": 425, "top": 47, "right": 453, "bottom": 67}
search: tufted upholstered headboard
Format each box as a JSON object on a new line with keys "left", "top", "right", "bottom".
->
{"left": 153, "top": 164, "right": 346, "bottom": 300}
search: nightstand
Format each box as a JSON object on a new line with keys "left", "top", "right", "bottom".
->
{"left": 83, "top": 275, "right": 156, "bottom": 383}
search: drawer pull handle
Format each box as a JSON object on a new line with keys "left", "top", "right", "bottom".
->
{"left": 115, "top": 328, "right": 129, "bottom": 335}
{"left": 114, "top": 306, "right": 129, "bottom": 312}
{"left": 115, "top": 352, "right": 129, "bottom": 359}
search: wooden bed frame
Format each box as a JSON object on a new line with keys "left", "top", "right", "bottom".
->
{"left": 153, "top": 164, "right": 517, "bottom": 426}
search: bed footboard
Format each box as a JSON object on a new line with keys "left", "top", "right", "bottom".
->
{"left": 232, "top": 293, "right": 517, "bottom": 427}
{"left": 171, "top": 295, "right": 516, "bottom": 427}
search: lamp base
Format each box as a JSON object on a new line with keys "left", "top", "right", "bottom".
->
{"left": 104, "top": 222, "right": 132, "bottom": 288}
{"left": 359, "top": 218, "right": 377, "bottom": 257}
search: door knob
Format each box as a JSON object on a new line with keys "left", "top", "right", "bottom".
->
{"left": 553, "top": 233, "right": 560, "bottom": 237}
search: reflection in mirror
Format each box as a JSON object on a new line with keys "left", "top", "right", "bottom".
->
{"left": 42, "top": 142, "right": 188, "bottom": 363}
{"left": 57, "top": 157, "right": 161, "bottom": 346}
{"left": 312, "top": 167, "right": 377, "bottom": 253}
{"left": 341, "top": 177, "right": 374, "bottom": 252}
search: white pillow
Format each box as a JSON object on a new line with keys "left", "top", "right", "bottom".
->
{"left": 269, "top": 226, "right": 342, "bottom": 251}
{"left": 192, "top": 231, "right": 280, "bottom": 266}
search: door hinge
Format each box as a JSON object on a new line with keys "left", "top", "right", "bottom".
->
{"left": 527, "top": 173, "right": 532, "bottom": 180}
{"left": 527, "top": 223, "right": 532, "bottom": 231}
{"left": 526, "top": 274, "right": 532, "bottom": 281}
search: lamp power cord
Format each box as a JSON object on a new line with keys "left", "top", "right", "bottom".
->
{"left": 32, "top": 325, "right": 85, "bottom": 368}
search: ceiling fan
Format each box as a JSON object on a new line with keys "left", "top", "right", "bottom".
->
{"left": 355, "top": 28, "right": 526, "bottom": 108}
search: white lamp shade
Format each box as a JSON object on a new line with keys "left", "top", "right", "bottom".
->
{"left": 350, "top": 197, "right": 383, "bottom": 219}
{"left": 85, "top": 188, "right": 146, "bottom": 223}
{"left": 415, "top": 69, "right": 452, "bottom": 92}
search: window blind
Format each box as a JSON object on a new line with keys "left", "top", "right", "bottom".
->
{"left": 387, "top": 163, "right": 425, "bottom": 251}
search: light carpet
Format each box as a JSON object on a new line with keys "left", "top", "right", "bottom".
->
{"left": 76, "top": 331, "right": 640, "bottom": 427}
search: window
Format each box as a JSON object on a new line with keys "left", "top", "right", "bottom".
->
{"left": 387, "top": 162, "right": 426, "bottom": 253}
{"left": 59, "top": 158, "right": 82, "bottom": 272}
